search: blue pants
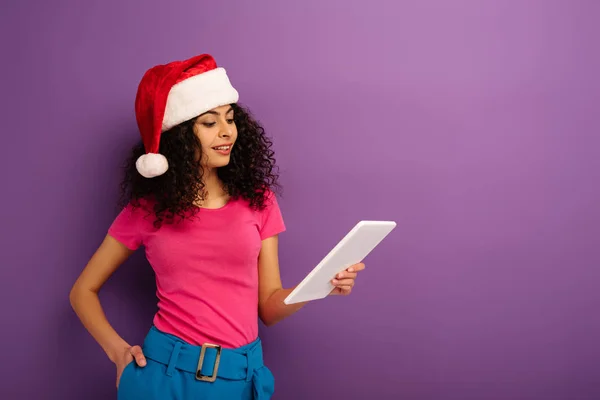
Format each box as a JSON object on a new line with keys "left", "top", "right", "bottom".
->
{"left": 117, "top": 326, "right": 275, "bottom": 399}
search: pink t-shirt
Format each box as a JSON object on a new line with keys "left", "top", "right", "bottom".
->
{"left": 107, "top": 192, "right": 285, "bottom": 349}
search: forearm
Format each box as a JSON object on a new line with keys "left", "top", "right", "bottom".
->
{"left": 69, "top": 288, "right": 130, "bottom": 363}
{"left": 259, "top": 286, "right": 307, "bottom": 327}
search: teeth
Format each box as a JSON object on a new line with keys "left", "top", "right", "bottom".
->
{"left": 214, "top": 146, "right": 230, "bottom": 150}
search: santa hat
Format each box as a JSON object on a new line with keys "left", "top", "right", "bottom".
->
{"left": 134, "top": 54, "right": 239, "bottom": 178}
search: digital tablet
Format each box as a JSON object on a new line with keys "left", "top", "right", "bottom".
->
{"left": 283, "top": 220, "right": 397, "bottom": 305}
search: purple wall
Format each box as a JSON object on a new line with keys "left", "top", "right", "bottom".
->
{"left": 2, "top": 1, "right": 599, "bottom": 399}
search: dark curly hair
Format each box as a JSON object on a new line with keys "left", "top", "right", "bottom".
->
{"left": 118, "top": 103, "right": 281, "bottom": 227}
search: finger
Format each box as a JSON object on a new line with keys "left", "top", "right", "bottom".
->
{"left": 332, "top": 278, "right": 355, "bottom": 287}
{"left": 330, "top": 285, "right": 352, "bottom": 295}
{"left": 129, "top": 345, "right": 147, "bottom": 367}
{"left": 336, "top": 271, "right": 357, "bottom": 280}
{"left": 339, "top": 286, "right": 352, "bottom": 295}
{"left": 332, "top": 282, "right": 353, "bottom": 293}
{"left": 347, "top": 263, "right": 365, "bottom": 273}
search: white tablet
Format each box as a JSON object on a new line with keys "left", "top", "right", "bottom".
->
{"left": 283, "top": 220, "right": 397, "bottom": 305}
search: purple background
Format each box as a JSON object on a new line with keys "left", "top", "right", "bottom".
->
{"left": 2, "top": 0, "right": 599, "bottom": 399}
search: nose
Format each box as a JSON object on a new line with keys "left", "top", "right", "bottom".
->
{"left": 218, "top": 126, "right": 232, "bottom": 138}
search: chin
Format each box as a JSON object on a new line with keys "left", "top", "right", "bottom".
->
{"left": 209, "top": 158, "right": 231, "bottom": 169}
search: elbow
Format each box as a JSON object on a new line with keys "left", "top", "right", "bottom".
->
{"left": 261, "top": 317, "right": 278, "bottom": 328}
{"left": 259, "top": 312, "right": 271, "bottom": 327}
{"left": 69, "top": 282, "right": 94, "bottom": 309}
{"left": 258, "top": 287, "right": 290, "bottom": 327}
{"left": 263, "top": 315, "right": 276, "bottom": 327}
{"left": 69, "top": 285, "right": 80, "bottom": 309}
{"left": 258, "top": 310, "right": 279, "bottom": 328}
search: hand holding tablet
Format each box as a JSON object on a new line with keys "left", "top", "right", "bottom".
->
{"left": 283, "top": 220, "right": 396, "bottom": 305}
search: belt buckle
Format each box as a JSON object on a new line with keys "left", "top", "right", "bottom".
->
{"left": 196, "top": 343, "right": 222, "bottom": 382}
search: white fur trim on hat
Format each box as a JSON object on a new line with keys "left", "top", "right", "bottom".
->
{"left": 136, "top": 153, "right": 169, "bottom": 178}
{"left": 161, "top": 67, "right": 239, "bottom": 132}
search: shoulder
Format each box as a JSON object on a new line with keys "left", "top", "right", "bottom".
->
{"left": 256, "top": 185, "right": 281, "bottom": 206}
{"left": 234, "top": 187, "right": 283, "bottom": 217}
{"left": 128, "top": 196, "right": 156, "bottom": 214}
{"left": 107, "top": 199, "right": 154, "bottom": 251}
{"left": 111, "top": 197, "right": 157, "bottom": 229}
{"left": 254, "top": 187, "right": 286, "bottom": 239}
{"left": 263, "top": 187, "right": 279, "bottom": 206}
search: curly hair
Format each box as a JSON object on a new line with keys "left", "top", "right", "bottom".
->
{"left": 118, "top": 103, "right": 281, "bottom": 227}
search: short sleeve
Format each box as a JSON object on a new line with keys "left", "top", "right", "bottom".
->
{"left": 259, "top": 192, "right": 286, "bottom": 240}
{"left": 107, "top": 203, "right": 144, "bottom": 250}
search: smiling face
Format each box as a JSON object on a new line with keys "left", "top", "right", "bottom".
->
{"left": 193, "top": 104, "right": 238, "bottom": 169}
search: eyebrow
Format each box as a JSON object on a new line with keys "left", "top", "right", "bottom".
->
{"left": 199, "top": 106, "right": 234, "bottom": 117}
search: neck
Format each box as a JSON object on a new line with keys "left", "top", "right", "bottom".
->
{"left": 202, "top": 167, "right": 222, "bottom": 195}
{"left": 197, "top": 167, "right": 228, "bottom": 208}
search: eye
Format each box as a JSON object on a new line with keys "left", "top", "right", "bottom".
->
{"left": 202, "top": 122, "right": 216, "bottom": 128}
{"left": 227, "top": 118, "right": 235, "bottom": 124}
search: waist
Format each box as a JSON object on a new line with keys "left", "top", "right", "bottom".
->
{"left": 153, "top": 292, "right": 258, "bottom": 348}
{"left": 142, "top": 325, "right": 264, "bottom": 382}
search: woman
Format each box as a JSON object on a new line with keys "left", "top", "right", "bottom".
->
{"left": 69, "top": 53, "right": 364, "bottom": 399}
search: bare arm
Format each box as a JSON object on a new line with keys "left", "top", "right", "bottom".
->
{"left": 69, "top": 235, "right": 145, "bottom": 370}
{"left": 257, "top": 235, "right": 366, "bottom": 327}
{"left": 257, "top": 235, "right": 307, "bottom": 327}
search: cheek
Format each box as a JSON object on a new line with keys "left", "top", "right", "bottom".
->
{"left": 194, "top": 128, "right": 208, "bottom": 143}
{"left": 195, "top": 131, "right": 214, "bottom": 149}
{"left": 191, "top": 133, "right": 210, "bottom": 159}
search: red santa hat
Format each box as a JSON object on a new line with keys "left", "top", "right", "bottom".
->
{"left": 134, "top": 54, "right": 239, "bottom": 178}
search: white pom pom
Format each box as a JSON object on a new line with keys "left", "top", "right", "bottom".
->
{"left": 136, "top": 153, "right": 169, "bottom": 178}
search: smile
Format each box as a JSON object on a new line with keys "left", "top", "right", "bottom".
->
{"left": 212, "top": 144, "right": 233, "bottom": 155}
